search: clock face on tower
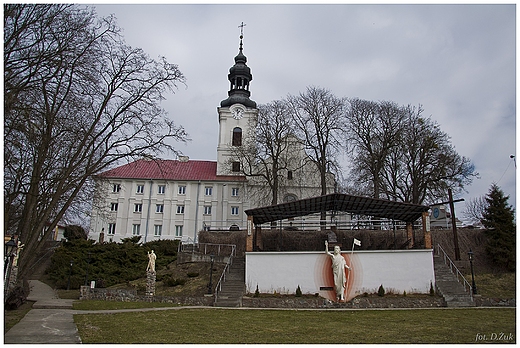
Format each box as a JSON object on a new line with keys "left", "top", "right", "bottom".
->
{"left": 232, "top": 107, "right": 244, "bottom": 120}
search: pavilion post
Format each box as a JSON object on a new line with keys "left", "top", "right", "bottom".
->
{"left": 246, "top": 215, "right": 254, "bottom": 252}
{"left": 422, "top": 211, "right": 432, "bottom": 249}
{"left": 406, "top": 222, "right": 414, "bottom": 249}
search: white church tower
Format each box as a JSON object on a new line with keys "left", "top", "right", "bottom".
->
{"left": 216, "top": 29, "right": 258, "bottom": 176}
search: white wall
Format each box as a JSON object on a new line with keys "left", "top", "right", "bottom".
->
{"left": 89, "top": 178, "right": 249, "bottom": 243}
{"left": 245, "top": 249, "right": 435, "bottom": 301}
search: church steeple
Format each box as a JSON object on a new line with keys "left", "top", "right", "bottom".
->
{"left": 220, "top": 23, "right": 256, "bottom": 108}
{"left": 216, "top": 23, "right": 258, "bottom": 176}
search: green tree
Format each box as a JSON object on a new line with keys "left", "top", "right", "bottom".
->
{"left": 48, "top": 238, "right": 178, "bottom": 289}
{"left": 481, "top": 184, "right": 515, "bottom": 271}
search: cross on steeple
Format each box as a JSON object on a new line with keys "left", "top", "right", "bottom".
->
{"left": 238, "top": 22, "right": 246, "bottom": 38}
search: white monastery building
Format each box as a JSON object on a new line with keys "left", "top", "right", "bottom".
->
{"left": 89, "top": 34, "right": 333, "bottom": 243}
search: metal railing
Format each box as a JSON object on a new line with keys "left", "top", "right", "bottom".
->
{"left": 178, "top": 240, "right": 236, "bottom": 258}
{"left": 213, "top": 253, "right": 235, "bottom": 304}
{"left": 177, "top": 239, "right": 237, "bottom": 304}
{"left": 436, "top": 243, "right": 473, "bottom": 300}
{"left": 257, "top": 219, "right": 411, "bottom": 231}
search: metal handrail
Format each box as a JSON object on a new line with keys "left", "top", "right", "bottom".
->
{"left": 213, "top": 255, "right": 234, "bottom": 304}
{"left": 436, "top": 243, "right": 473, "bottom": 300}
{"left": 178, "top": 241, "right": 236, "bottom": 257}
{"left": 177, "top": 239, "right": 237, "bottom": 304}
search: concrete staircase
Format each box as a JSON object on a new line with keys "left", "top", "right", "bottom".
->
{"left": 214, "top": 257, "right": 246, "bottom": 307}
{"left": 434, "top": 255, "right": 475, "bottom": 307}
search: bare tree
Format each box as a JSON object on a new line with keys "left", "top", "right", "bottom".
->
{"left": 380, "top": 105, "right": 476, "bottom": 204}
{"left": 345, "top": 99, "right": 405, "bottom": 199}
{"left": 286, "top": 86, "right": 345, "bottom": 196}
{"left": 462, "top": 195, "right": 487, "bottom": 224}
{"left": 285, "top": 86, "right": 345, "bottom": 226}
{"left": 4, "top": 4, "right": 189, "bottom": 279}
{"left": 232, "top": 100, "right": 299, "bottom": 207}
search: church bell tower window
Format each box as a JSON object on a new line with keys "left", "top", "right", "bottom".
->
{"left": 232, "top": 127, "right": 242, "bottom": 146}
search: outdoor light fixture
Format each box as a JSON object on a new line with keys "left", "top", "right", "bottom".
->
{"left": 208, "top": 254, "right": 215, "bottom": 294}
{"left": 85, "top": 252, "right": 91, "bottom": 286}
{"left": 4, "top": 236, "right": 16, "bottom": 260}
{"left": 4, "top": 236, "right": 17, "bottom": 274}
{"left": 67, "top": 259, "right": 74, "bottom": 290}
{"left": 468, "top": 249, "right": 477, "bottom": 295}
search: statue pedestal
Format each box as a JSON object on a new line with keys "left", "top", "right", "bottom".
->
{"left": 145, "top": 271, "right": 156, "bottom": 301}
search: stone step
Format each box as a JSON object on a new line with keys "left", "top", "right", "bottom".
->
{"left": 214, "top": 257, "right": 246, "bottom": 307}
{"left": 433, "top": 255, "right": 474, "bottom": 307}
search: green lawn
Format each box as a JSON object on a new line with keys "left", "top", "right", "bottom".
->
{"left": 74, "top": 307, "right": 515, "bottom": 344}
{"left": 472, "top": 272, "right": 515, "bottom": 298}
{"left": 72, "top": 300, "right": 181, "bottom": 310}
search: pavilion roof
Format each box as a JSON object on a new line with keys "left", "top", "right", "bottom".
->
{"left": 245, "top": 193, "right": 430, "bottom": 225}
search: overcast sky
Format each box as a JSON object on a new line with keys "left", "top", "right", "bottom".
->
{"left": 93, "top": 3, "right": 516, "bottom": 213}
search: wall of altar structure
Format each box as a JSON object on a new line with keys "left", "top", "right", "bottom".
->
{"left": 245, "top": 249, "right": 435, "bottom": 302}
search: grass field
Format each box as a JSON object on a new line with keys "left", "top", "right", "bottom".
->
{"left": 74, "top": 307, "right": 515, "bottom": 344}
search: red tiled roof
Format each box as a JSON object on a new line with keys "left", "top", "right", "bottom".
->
{"left": 96, "top": 159, "right": 247, "bottom": 182}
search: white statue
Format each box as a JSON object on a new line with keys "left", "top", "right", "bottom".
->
{"left": 146, "top": 250, "right": 156, "bottom": 273}
{"left": 325, "top": 240, "right": 350, "bottom": 302}
{"left": 12, "top": 241, "right": 24, "bottom": 267}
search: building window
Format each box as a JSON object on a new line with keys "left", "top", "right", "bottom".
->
{"left": 232, "top": 127, "right": 242, "bottom": 146}
{"left": 158, "top": 185, "right": 166, "bottom": 194}
{"left": 136, "top": 184, "right": 144, "bottom": 194}
{"left": 287, "top": 170, "right": 293, "bottom": 180}
{"left": 178, "top": 185, "right": 186, "bottom": 195}
{"left": 175, "top": 225, "right": 183, "bottom": 237}
{"left": 231, "top": 188, "right": 239, "bottom": 197}
{"left": 232, "top": 162, "right": 240, "bottom": 172}
{"left": 154, "top": 225, "right": 162, "bottom": 237}
{"left": 156, "top": 204, "right": 164, "bottom": 213}
{"left": 132, "top": 224, "right": 141, "bottom": 235}
{"left": 108, "top": 223, "right": 116, "bottom": 235}
{"left": 205, "top": 186, "right": 213, "bottom": 196}
{"left": 176, "top": 205, "right": 185, "bottom": 214}
{"left": 204, "top": 206, "right": 212, "bottom": 215}
{"left": 110, "top": 203, "right": 118, "bottom": 211}
{"left": 134, "top": 203, "right": 143, "bottom": 213}
{"left": 112, "top": 184, "right": 121, "bottom": 193}
{"left": 231, "top": 206, "right": 239, "bottom": 215}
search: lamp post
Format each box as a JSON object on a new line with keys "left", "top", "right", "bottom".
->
{"left": 4, "top": 236, "right": 17, "bottom": 274}
{"left": 468, "top": 249, "right": 477, "bottom": 295}
{"left": 84, "top": 252, "right": 91, "bottom": 286}
{"left": 67, "top": 259, "right": 74, "bottom": 290}
{"left": 207, "top": 254, "right": 215, "bottom": 294}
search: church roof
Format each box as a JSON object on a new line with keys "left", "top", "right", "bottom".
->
{"left": 96, "top": 159, "right": 247, "bottom": 182}
{"left": 245, "top": 193, "right": 430, "bottom": 224}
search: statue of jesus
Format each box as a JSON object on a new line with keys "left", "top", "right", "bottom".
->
{"left": 325, "top": 241, "right": 350, "bottom": 302}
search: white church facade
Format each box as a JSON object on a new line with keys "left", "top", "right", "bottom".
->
{"left": 88, "top": 34, "right": 335, "bottom": 243}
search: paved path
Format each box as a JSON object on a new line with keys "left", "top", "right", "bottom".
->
{"left": 4, "top": 280, "right": 211, "bottom": 344}
{"left": 4, "top": 280, "right": 81, "bottom": 344}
